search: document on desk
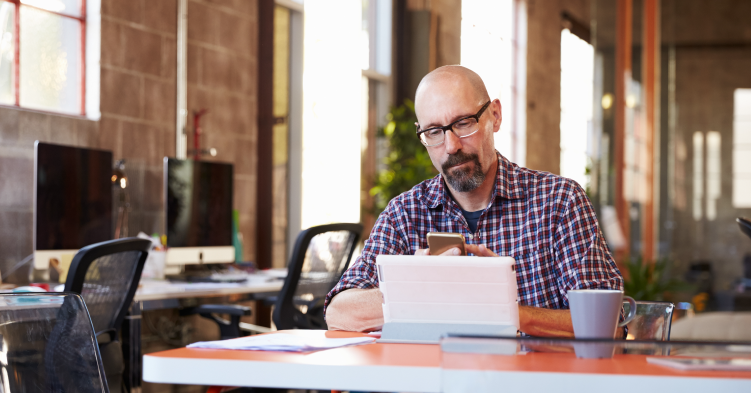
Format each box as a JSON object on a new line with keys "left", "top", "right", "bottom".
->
{"left": 187, "top": 333, "right": 375, "bottom": 352}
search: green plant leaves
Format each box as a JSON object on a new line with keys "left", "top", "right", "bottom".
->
{"left": 623, "top": 256, "right": 693, "bottom": 301}
{"left": 369, "top": 100, "right": 438, "bottom": 214}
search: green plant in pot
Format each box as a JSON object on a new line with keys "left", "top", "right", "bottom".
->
{"left": 369, "top": 100, "right": 437, "bottom": 214}
{"left": 623, "top": 256, "right": 692, "bottom": 301}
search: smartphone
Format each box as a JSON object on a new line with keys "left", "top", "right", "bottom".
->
{"left": 427, "top": 232, "right": 466, "bottom": 256}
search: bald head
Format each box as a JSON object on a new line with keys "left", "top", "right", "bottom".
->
{"left": 415, "top": 66, "right": 490, "bottom": 118}
{"left": 413, "top": 65, "right": 501, "bottom": 197}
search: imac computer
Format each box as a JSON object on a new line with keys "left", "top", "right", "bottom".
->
{"left": 34, "top": 141, "right": 113, "bottom": 269}
{"left": 164, "top": 158, "right": 234, "bottom": 265}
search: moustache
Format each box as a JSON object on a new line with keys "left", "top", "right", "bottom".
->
{"left": 441, "top": 152, "right": 480, "bottom": 172}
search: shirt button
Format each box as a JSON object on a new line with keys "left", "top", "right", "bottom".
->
{"left": 477, "top": 231, "right": 482, "bottom": 238}
{"left": 468, "top": 234, "right": 474, "bottom": 239}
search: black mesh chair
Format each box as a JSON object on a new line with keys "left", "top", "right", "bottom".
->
{"left": 738, "top": 217, "right": 751, "bottom": 240}
{"left": 64, "top": 237, "right": 150, "bottom": 392}
{"left": 0, "top": 293, "right": 110, "bottom": 392}
{"left": 273, "top": 223, "right": 363, "bottom": 330}
{"left": 188, "top": 223, "right": 362, "bottom": 338}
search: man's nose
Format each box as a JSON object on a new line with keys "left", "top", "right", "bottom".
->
{"left": 444, "top": 129, "right": 462, "bottom": 154}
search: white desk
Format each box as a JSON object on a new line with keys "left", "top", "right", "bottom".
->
{"left": 134, "top": 277, "right": 284, "bottom": 302}
{"left": 143, "top": 331, "right": 751, "bottom": 392}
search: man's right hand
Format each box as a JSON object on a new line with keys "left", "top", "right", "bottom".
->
{"left": 414, "top": 247, "right": 462, "bottom": 256}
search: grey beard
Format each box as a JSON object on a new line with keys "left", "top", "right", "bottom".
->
{"left": 442, "top": 152, "right": 486, "bottom": 192}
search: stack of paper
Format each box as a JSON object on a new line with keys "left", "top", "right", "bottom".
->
{"left": 187, "top": 333, "right": 375, "bottom": 352}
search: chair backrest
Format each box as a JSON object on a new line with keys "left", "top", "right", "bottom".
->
{"left": 273, "top": 223, "right": 363, "bottom": 330}
{"left": 737, "top": 217, "right": 751, "bottom": 240}
{"left": 0, "top": 293, "right": 109, "bottom": 392}
{"left": 623, "top": 300, "right": 675, "bottom": 340}
{"left": 64, "top": 238, "right": 151, "bottom": 336}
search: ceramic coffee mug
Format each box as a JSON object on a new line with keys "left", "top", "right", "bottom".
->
{"left": 568, "top": 289, "right": 637, "bottom": 358}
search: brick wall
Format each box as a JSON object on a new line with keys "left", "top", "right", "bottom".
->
{"left": 99, "top": 0, "right": 178, "bottom": 241}
{"left": 0, "top": 0, "right": 258, "bottom": 282}
{"left": 0, "top": 108, "right": 97, "bottom": 280}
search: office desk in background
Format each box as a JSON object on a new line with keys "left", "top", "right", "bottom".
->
{"left": 143, "top": 330, "right": 751, "bottom": 393}
{"left": 125, "top": 272, "right": 285, "bottom": 392}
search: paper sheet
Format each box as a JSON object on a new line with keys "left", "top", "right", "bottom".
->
{"left": 187, "top": 333, "right": 375, "bottom": 352}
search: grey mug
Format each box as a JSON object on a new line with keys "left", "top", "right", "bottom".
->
{"left": 568, "top": 289, "right": 637, "bottom": 358}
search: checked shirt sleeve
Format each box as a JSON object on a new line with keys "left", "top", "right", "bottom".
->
{"left": 553, "top": 181, "right": 624, "bottom": 307}
{"left": 324, "top": 204, "right": 408, "bottom": 315}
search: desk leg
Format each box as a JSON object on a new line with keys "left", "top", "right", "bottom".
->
{"left": 123, "top": 301, "right": 143, "bottom": 393}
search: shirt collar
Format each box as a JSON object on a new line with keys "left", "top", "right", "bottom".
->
{"left": 424, "top": 151, "right": 525, "bottom": 209}
{"left": 494, "top": 151, "right": 526, "bottom": 201}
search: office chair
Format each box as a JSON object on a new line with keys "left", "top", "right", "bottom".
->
{"left": 737, "top": 217, "right": 751, "bottom": 240}
{"left": 0, "top": 293, "right": 110, "bottom": 392}
{"left": 64, "top": 237, "right": 151, "bottom": 392}
{"left": 273, "top": 223, "right": 363, "bottom": 330}
{"left": 622, "top": 300, "right": 675, "bottom": 340}
{"left": 189, "top": 223, "right": 363, "bottom": 339}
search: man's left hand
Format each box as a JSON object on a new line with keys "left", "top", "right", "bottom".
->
{"left": 465, "top": 244, "right": 498, "bottom": 257}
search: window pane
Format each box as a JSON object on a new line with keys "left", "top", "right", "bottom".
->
{"left": 20, "top": 5, "right": 81, "bottom": 114}
{"left": 374, "top": 0, "right": 391, "bottom": 75}
{"left": 0, "top": 2, "right": 14, "bottom": 105}
{"left": 21, "top": 0, "right": 82, "bottom": 17}
{"left": 361, "top": 0, "right": 369, "bottom": 70}
{"left": 461, "top": 0, "right": 516, "bottom": 160}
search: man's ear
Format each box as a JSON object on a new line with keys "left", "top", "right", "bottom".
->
{"left": 491, "top": 99, "right": 502, "bottom": 133}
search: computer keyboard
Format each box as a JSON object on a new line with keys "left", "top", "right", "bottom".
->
{"left": 166, "top": 270, "right": 251, "bottom": 283}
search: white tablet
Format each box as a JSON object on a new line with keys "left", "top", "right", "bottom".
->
{"left": 376, "top": 255, "right": 519, "bottom": 330}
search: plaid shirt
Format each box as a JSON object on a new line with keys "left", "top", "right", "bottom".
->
{"left": 325, "top": 152, "right": 623, "bottom": 315}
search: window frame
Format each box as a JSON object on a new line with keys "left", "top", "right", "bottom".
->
{"left": 2, "top": 0, "right": 86, "bottom": 116}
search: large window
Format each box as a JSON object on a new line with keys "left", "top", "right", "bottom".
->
{"left": 560, "top": 28, "right": 594, "bottom": 189}
{"left": 460, "top": 0, "right": 525, "bottom": 166}
{"left": 300, "top": 0, "right": 362, "bottom": 229}
{"left": 360, "top": 0, "right": 391, "bottom": 231}
{"left": 0, "top": 0, "right": 86, "bottom": 115}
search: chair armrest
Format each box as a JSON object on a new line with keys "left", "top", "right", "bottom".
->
{"left": 180, "top": 304, "right": 252, "bottom": 340}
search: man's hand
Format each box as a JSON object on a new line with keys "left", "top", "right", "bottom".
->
{"left": 465, "top": 244, "right": 497, "bottom": 257}
{"left": 415, "top": 243, "right": 498, "bottom": 256}
{"left": 414, "top": 248, "right": 462, "bottom": 256}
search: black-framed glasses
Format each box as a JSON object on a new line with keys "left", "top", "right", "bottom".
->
{"left": 415, "top": 101, "right": 491, "bottom": 147}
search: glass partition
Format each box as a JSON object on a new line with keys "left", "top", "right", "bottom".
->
{"left": 589, "top": 0, "right": 751, "bottom": 311}
{"left": 441, "top": 335, "right": 751, "bottom": 392}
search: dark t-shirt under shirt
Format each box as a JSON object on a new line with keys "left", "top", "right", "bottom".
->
{"left": 460, "top": 208, "right": 483, "bottom": 233}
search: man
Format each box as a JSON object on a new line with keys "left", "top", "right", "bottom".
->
{"left": 325, "top": 65, "right": 623, "bottom": 337}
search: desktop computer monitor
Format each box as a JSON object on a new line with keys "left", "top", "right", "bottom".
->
{"left": 34, "top": 141, "right": 113, "bottom": 269}
{"left": 164, "top": 158, "right": 234, "bottom": 265}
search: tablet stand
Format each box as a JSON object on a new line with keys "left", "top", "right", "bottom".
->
{"left": 378, "top": 322, "right": 518, "bottom": 344}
